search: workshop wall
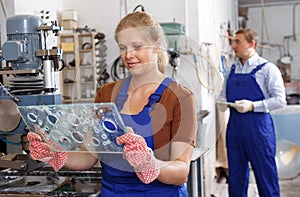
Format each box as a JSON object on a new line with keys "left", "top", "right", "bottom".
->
{"left": 0, "top": 0, "right": 15, "bottom": 54}
{"left": 14, "top": 0, "right": 63, "bottom": 15}
{"left": 247, "top": 4, "right": 300, "bottom": 81}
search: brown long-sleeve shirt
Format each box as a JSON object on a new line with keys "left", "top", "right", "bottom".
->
{"left": 95, "top": 78, "right": 197, "bottom": 161}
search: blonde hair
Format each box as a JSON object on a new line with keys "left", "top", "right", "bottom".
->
{"left": 115, "top": 11, "right": 169, "bottom": 74}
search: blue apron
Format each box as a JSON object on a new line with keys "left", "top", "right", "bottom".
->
{"left": 226, "top": 63, "right": 280, "bottom": 197}
{"left": 100, "top": 76, "right": 188, "bottom": 197}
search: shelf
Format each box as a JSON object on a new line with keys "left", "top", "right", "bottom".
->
{"left": 62, "top": 99, "right": 74, "bottom": 103}
{"left": 63, "top": 83, "right": 76, "bottom": 86}
{"left": 59, "top": 32, "right": 98, "bottom": 103}
{"left": 79, "top": 49, "right": 94, "bottom": 52}
{"left": 81, "top": 81, "right": 94, "bottom": 85}
{"left": 79, "top": 65, "right": 93, "bottom": 68}
{"left": 62, "top": 51, "right": 75, "bottom": 54}
{"left": 79, "top": 98, "right": 94, "bottom": 102}
{"left": 64, "top": 67, "right": 76, "bottom": 71}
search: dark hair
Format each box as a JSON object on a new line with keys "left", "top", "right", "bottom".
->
{"left": 235, "top": 28, "right": 258, "bottom": 48}
{"left": 115, "top": 11, "right": 169, "bottom": 73}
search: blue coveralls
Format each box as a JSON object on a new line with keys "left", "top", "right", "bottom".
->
{"left": 226, "top": 63, "right": 280, "bottom": 197}
{"left": 99, "top": 76, "right": 188, "bottom": 197}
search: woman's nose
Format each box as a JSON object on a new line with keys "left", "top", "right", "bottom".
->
{"left": 125, "top": 48, "right": 135, "bottom": 59}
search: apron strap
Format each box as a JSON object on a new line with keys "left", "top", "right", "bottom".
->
{"left": 115, "top": 76, "right": 131, "bottom": 111}
{"left": 145, "top": 77, "right": 173, "bottom": 110}
{"left": 230, "top": 64, "right": 236, "bottom": 75}
{"left": 230, "top": 62, "right": 268, "bottom": 75}
{"left": 250, "top": 62, "right": 268, "bottom": 74}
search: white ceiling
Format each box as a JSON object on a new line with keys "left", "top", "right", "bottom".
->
{"left": 238, "top": 0, "right": 300, "bottom": 8}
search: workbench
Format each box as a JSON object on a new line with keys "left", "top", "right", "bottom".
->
{"left": 186, "top": 147, "right": 209, "bottom": 197}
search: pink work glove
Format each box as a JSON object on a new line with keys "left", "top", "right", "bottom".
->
{"left": 116, "top": 132, "right": 160, "bottom": 184}
{"left": 27, "top": 129, "right": 68, "bottom": 172}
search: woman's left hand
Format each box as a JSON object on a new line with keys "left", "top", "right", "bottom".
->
{"left": 116, "top": 130, "right": 160, "bottom": 184}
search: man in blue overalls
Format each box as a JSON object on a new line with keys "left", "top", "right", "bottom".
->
{"left": 217, "top": 28, "right": 286, "bottom": 197}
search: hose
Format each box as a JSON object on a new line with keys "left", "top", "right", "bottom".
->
{"left": 180, "top": 50, "right": 222, "bottom": 91}
{"left": 110, "top": 56, "right": 127, "bottom": 81}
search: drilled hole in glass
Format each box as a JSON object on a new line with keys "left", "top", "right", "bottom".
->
{"left": 102, "top": 119, "right": 117, "bottom": 133}
{"left": 56, "top": 110, "right": 63, "bottom": 117}
{"left": 72, "top": 132, "right": 84, "bottom": 143}
{"left": 91, "top": 137, "right": 100, "bottom": 146}
{"left": 101, "top": 133, "right": 107, "bottom": 139}
{"left": 94, "top": 126, "right": 100, "bottom": 133}
{"left": 103, "top": 140, "right": 111, "bottom": 146}
{"left": 27, "top": 113, "right": 37, "bottom": 123}
{"left": 68, "top": 113, "right": 80, "bottom": 126}
{"left": 83, "top": 118, "right": 91, "bottom": 124}
{"left": 59, "top": 137, "right": 72, "bottom": 149}
{"left": 38, "top": 119, "right": 43, "bottom": 126}
{"left": 83, "top": 127, "right": 88, "bottom": 133}
{"left": 47, "top": 114, "right": 58, "bottom": 126}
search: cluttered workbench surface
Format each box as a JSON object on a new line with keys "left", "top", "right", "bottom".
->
{"left": 0, "top": 159, "right": 102, "bottom": 197}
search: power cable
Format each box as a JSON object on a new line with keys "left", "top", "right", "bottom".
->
{"left": 179, "top": 50, "right": 222, "bottom": 91}
{"left": 132, "top": 5, "right": 145, "bottom": 12}
{"left": 110, "top": 56, "right": 128, "bottom": 81}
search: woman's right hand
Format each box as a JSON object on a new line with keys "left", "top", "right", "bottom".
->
{"left": 27, "top": 126, "right": 68, "bottom": 171}
{"left": 27, "top": 131, "right": 54, "bottom": 162}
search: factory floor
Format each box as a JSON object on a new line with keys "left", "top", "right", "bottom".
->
{"left": 210, "top": 171, "right": 300, "bottom": 197}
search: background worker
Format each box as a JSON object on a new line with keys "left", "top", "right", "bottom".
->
{"left": 217, "top": 28, "right": 286, "bottom": 197}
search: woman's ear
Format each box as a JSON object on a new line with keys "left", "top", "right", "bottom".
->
{"left": 153, "top": 43, "right": 162, "bottom": 54}
{"left": 153, "top": 47, "right": 161, "bottom": 54}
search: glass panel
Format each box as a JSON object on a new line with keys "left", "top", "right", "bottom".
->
{"left": 18, "top": 102, "right": 127, "bottom": 153}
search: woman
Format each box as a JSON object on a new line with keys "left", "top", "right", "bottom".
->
{"left": 27, "top": 11, "right": 197, "bottom": 196}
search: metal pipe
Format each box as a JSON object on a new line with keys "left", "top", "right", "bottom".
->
{"left": 239, "top": 0, "right": 300, "bottom": 8}
{"left": 43, "top": 59, "right": 55, "bottom": 92}
{"left": 292, "top": 3, "right": 300, "bottom": 41}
